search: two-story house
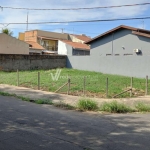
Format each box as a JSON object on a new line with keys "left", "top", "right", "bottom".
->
{"left": 19, "top": 30, "right": 91, "bottom": 55}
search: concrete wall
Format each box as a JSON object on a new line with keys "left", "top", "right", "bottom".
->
{"left": 67, "top": 29, "right": 150, "bottom": 78}
{"left": 0, "top": 54, "right": 66, "bottom": 71}
{"left": 58, "top": 41, "right": 73, "bottom": 55}
{"left": 67, "top": 55, "right": 150, "bottom": 78}
{"left": 90, "top": 29, "right": 150, "bottom": 56}
{"left": 72, "top": 49, "right": 90, "bottom": 55}
{"left": 0, "top": 33, "right": 29, "bottom": 55}
{"left": 67, "top": 30, "right": 150, "bottom": 78}
{"left": 58, "top": 41, "right": 68, "bottom": 55}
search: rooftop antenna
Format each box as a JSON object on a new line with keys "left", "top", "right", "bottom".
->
{"left": 26, "top": 12, "right": 29, "bottom": 31}
{"left": 0, "top": 6, "right": 3, "bottom": 11}
{"left": 61, "top": 28, "right": 64, "bottom": 33}
{"left": 142, "top": 19, "right": 145, "bottom": 29}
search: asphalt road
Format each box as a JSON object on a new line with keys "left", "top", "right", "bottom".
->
{"left": 0, "top": 96, "right": 150, "bottom": 150}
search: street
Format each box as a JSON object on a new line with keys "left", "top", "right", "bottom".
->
{"left": 0, "top": 95, "right": 150, "bottom": 150}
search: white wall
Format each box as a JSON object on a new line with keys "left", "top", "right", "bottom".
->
{"left": 58, "top": 41, "right": 68, "bottom": 55}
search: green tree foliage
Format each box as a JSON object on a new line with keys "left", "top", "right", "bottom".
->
{"left": 1, "top": 28, "right": 13, "bottom": 36}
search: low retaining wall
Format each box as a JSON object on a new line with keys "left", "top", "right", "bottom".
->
{"left": 0, "top": 54, "right": 66, "bottom": 71}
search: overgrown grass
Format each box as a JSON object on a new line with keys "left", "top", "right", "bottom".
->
{"left": 17, "top": 96, "right": 30, "bottom": 101}
{"left": 0, "top": 68, "right": 147, "bottom": 98}
{"left": 77, "top": 98, "right": 98, "bottom": 111}
{"left": 100, "top": 101, "right": 134, "bottom": 113}
{"left": 135, "top": 102, "right": 150, "bottom": 112}
{"left": 0, "top": 91, "right": 15, "bottom": 97}
{"left": 53, "top": 102, "right": 75, "bottom": 110}
{"left": 1, "top": 91, "right": 150, "bottom": 113}
{"left": 35, "top": 99, "right": 53, "bottom": 105}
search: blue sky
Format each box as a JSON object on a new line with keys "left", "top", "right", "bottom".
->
{"left": 0, "top": 0, "right": 150, "bottom": 38}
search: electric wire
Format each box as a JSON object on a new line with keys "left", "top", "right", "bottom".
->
{"left": 0, "top": 2, "right": 150, "bottom": 11}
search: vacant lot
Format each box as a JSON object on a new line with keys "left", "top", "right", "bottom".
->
{"left": 0, "top": 68, "right": 149, "bottom": 98}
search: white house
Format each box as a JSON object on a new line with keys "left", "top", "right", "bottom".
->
{"left": 58, "top": 40, "right": 90, "bottom": 56}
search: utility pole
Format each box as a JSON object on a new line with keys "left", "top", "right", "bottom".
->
{"left": 142, "top": 20, "right": 145, "bottom": 29}
{"left": 61, "top": 28, "right": 64, "bottom": 33}
{"left": 26, "top": 12, "right": 29, "bottom": 31}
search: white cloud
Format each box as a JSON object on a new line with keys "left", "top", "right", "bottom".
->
{"left": 0, "top": 0, "right": 149, "bottom": 36}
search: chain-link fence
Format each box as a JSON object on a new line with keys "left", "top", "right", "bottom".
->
{"left": 0, "top": 70, "right": 149, "bottom": 98}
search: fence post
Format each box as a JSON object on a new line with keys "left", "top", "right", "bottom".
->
{"left": 130, "top": 77, "right": 133, "bottom": 97}
{"left": 146, "top": 76, "right": 148, "bottom": 95}
{"left": 38, "top": 72, "right": 40, "bottom": 90}
{"left": 106, "top": 77, "right": 108, "bottom": 98}
{"left": 83, "top": 76, "right": 86, "bottom": 96}
{"left": 67, "top": 77, "right": 70, "bottom": 95}
{"left": 17, "top": 69, "right": 19, "bottom": 86}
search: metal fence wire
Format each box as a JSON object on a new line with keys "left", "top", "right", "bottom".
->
{"left": 0, "top": 69, "right": 149, "bottom": 98}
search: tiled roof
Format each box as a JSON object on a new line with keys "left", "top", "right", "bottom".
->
{"left": 71, "top": 34, "right": 91, "bottom": 42}
{"left": 26, "top": 41, "right": 45, "bottom": 50}
{"left": 37, "top": 36, "right": 59, "bottom": 41}
{"left": 85, "top": 25, "right": 150, "bottom": 44}
{"left": 61, "top": 40, "right": 90, "bottom": 50}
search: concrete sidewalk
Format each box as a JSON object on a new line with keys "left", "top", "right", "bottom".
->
{"left": 0, "top": 84, "right": 150, "bottom": 107}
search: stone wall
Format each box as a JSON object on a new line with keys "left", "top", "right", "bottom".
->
{"left": 0, "top": 54, "right": 66, "bottom": 71}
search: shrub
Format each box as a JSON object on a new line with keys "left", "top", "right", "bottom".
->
{"left": 35, "top": 99, "right": 53, "bottom": 105}
{"left": 0, "top": 92, "right": 15, "bottom": 96}
{"left": 53, "top": 102, "right": 75, "bottom": 110}
{"left": 100, "top": 101, "right": 133, "bottom": 113}
{"left": 17, "top": 96, "right": 30, "bottom": 102}
{"left": 135, "top": 102, "right": 150, "bottom": 112}
{"left": 77, "top": 99, "right": 98, "bottom": 111}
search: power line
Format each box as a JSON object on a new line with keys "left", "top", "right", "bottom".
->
{"left": 1, "top": 3, "right": 150, "bottom": 11}
{"left": 1, "top": 16, "right": 150, "bottom": 25}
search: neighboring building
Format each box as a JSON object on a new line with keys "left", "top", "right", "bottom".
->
{"left": 26, "top": 41, "right": 45, "bottom": 55}
{"left": 19, "top": 30, "right": 91, "bottom": 55}
{"left": 0, "top": 33, "right": 29, "bottom": 54}
{"left": 67, "top": 25, "right": 150, "bottom": 78}
{"left": 69, "top": 34, "right": 91, "bottom": 43}
{"left": 19, "top": 30, "right": 69, "bottom": 55}
{"left": 58, "top": 40, "right": 90, "bottom": 55}
{"left": 85, "top": 25, "right": 150, "bottom": 56}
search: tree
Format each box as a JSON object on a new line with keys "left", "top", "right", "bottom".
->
{"left": 1, "top": 28, "right": 13, "bottom": 36}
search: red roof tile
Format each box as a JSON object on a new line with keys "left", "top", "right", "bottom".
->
{"left": 85, "top": 25, "right": 150, "bottom": 44}
{"left": 26, "top": 41, "right": 44, "bottom": 50}
{"left": 61, "top": 40, "right": 90, "bottom": 50}
{"left": 71, "top": 34, "right": 91, "bottom": 42}
{"left": 37, "top": 36, "right": 59, "bottom": 41}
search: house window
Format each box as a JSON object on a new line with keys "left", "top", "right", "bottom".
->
{"left": 106, "top": 54, "right": 112, "bottom": 56}
{"left": 115, "top": 54, "right": 119, "bottom": 56}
